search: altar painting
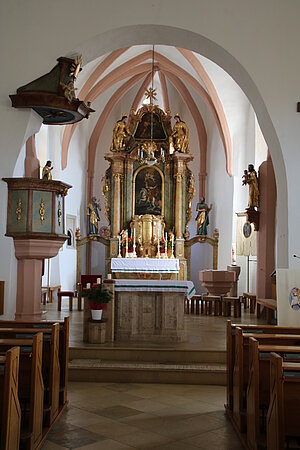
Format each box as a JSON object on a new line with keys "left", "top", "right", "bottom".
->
{"left": 133, "top": 166, "right": 163, "bottom": 216}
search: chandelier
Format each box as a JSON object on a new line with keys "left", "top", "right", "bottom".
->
{"left": 137, "top": 45, "right": 165, "bottom": 166}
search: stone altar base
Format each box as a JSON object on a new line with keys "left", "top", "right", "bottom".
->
{"left": 115, "top": 291, "right": 187, "bottom": 343}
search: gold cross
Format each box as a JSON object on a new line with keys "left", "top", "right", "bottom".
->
{"left": 145, "top": 87, "right": 157, "bottom": 103}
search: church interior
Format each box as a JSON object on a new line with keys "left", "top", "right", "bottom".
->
{"left": 0, "top": 1, "right": 300, "bottom": 449}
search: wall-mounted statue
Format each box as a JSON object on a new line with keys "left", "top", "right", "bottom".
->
{"left": 242, "top": 164, "right": 259, "bottom": 209}
{"left": 170, "top": 113, "right": 189, "bottom": 153}
{"left": 195, "top": 197, "right": 212, "bottom": 235}
{"left": 87, "top": 197, "right": 101, "bottom": 235}
{"left": 42, "top": 160, "right": 53, "bottom": 180}
{"left": 110, "top": 114, "right": 131, "bottom": 151}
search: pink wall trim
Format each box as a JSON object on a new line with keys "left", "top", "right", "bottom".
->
{"left": 61, "top": 48, "right": 128, "bottom": 169}
{"left": 87, "top": 72, "right": 147, "bottom": 199}
{"left": 25, "top": 135, "right": 40, "bottom": 178}
{"left": 158, "top": 71, "right": 170, "bottom": 112}
{"left": 178, "top": 48, "right": 232, "bottom": 175}
{"left": 131, "top": 72, "right": 152, "bottom": 112}
{"left": 162, "top": 69, "right": 207, "bottom": 197}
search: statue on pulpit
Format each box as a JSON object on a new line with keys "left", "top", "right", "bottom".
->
{"left": 110, "top": 114, "right": 131, "bottom": 151}
{"left": 242, "top": 164, "right": 259, "bottom": 210}
{"left": 42, "top": 160, "right": 53, "bottom": 180}
{"left": 170, "top": 114, "right": 189, "bottom": 153}
{"left": 196, "top": 197, "right": 212, "bottom": 236}
{"left": 87, "top": 197, "right": 101, "bottom": 235}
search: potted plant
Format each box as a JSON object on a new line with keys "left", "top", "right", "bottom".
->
{"left": 83, "top": 285, "right": 112, "bottom": 320}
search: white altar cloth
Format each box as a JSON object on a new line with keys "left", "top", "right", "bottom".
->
{"left": 114, "top": 279, "right": 195, "bottom": 299}
{"left": 111, "top": 257, "right": 179, "bottom": 274}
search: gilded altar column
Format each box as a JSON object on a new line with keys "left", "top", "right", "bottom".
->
{"left": 112, "top": 173, "right": 123, "bottom": 237}
{"left": 174, "top": 173, "right": 183, "bottom": 239}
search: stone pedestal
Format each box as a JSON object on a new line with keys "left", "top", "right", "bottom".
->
{"left": 199, "top": 270, "right": 236, "bottom": 296}
{"left": 88, "top": 320, "right": 106, "bottom": 344}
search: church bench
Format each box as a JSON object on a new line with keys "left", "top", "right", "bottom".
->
{"left": 0, "top": 325, "right": 60, "bottom": 427}
{"left": 226, "top": 320, "right": 300, "bottom": 413}
{"left": 41, "top": 285, "right": 61, "bottom": 305}
{"left": 221, "top": 296, "right": 242, "bottom": 317}
{"left": 0, "top": 347, "right": 21, "bottom": 450}
{"left": 247, "top": 339, "right": 300, "bottom": 450}
{"left": 242, "top": 292, "right": 256, "bottom": 313}
{"left": 267, "top": 353, "right": 300, "bottom": 450}
{"left": 232, "top": 327, "right": 300, "bottom": 433}
{"left": 256, "top": 298, "right": 277, "bottom": 324}
{"left": 0, "top": 317, "right": 69, "bottom": 407}
{"left": 0, "top": 334, "right": 44, "bottom": 450}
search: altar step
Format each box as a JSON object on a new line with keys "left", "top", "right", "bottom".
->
{"left": 68, "top": 347, "right": 226, "bottom": 385}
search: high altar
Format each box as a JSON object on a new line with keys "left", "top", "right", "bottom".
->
{"left": 102, "top": 101, "right": 195, "bottom": 280}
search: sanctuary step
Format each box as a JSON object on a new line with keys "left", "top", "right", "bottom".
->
{"left": 69, "top": 347, "right": 226, "bottom": 385}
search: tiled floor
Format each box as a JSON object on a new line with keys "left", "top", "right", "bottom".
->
{"left": 41, "top": 297, "right": 264, "bottom": 448}
{"left": 42, "top": 382, "right": 243, "bottom": 449}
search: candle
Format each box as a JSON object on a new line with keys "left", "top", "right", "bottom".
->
{"left": 86, "top": 283, "right": 91, "bottom": 289}
{"left": 97, "top": 278, "right": 101, "bottom": 284}
{"left": 107, "top": 274, "right": 112, "bottom": 280}
{"left": 134, "top": 227, "right": 136, "bottom": 243}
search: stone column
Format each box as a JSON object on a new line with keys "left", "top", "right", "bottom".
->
{"left": 256, "top": 154, "right": 276, "bottom": 299}
{"left": 174, "top": 173, "right": 183, "bottom": 239}
{"left": 14, "top": 239, "right": 65, "bottom": 319}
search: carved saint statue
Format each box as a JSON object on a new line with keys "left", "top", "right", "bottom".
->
{"left": 42, "top": 160, "right": 53, "bottom": 180}
{"left": 195, "top": 197, "right": 212, "bottom": 236}
{"left": 170, "top": 113, "right": 189, "bottom": 153}
{"left": 242, "top": 164, "right": 259, "bottom": 209}
{"left": 110, "top": 114, "right": 131, "bottom": 151}
{"left": 87, "top": 197, "right": 101, "bottom": 235}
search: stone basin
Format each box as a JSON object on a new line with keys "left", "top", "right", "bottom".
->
{"left": 199, "top": 270, "right": 236, "bottom": 296}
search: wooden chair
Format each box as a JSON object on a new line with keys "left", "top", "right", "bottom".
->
{"left": 0, "top": 347, "right": 21, "bottom": 450}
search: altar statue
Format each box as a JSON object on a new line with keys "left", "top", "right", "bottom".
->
{"left": 87, "top": 197, "right": 101, "bottom": 235}
{"left": 195, "top": 197, "right": 212, "bottom": 235}
{"left": 42, "top": 160, "right": 53, "bottom": 180}
{"left": 242, "top": 164, "right": 259, "bottom": 209}
{"left": 170, "top": 113, "right": 189, "bottom": 153}
{"left": 110, "top": 114, "right": 131, "bottom": 151}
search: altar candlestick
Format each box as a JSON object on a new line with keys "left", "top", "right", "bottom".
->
{"left": 164, "top": 233, "right": 168, "bottom": 259}
{"left": 170, "top": 234, "right": 175, "bottom": 259}
{"left": 125, "top": 230, "right": 129, "bottom": 258}
{"left": 133, "top": 228, "right": 137, "bottom": 257}
{"left": 117, "top": 235, "right": 122, "bottom": 258}
{"left": 156, "top": 232, "right": 161, "bottom": 258}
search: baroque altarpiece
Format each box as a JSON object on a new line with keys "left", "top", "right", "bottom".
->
{"left": 102, "top": 102, "right": 195, "bottom": 280}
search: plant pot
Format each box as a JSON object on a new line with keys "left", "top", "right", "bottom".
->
{"left": 91, "top": 309, "right": 103, "bottom": 320}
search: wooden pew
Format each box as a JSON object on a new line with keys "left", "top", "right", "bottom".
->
{"left": 0, "top": 317, "right": 69, "bottom": 407}
{"left": 267, "top": 353, "right": 300, "bottom": 450}
{"left": 232, "top": 327, "right": 300, "bottom": 432}
{"left": 0, "top": 347, "right": 21, "bottom": 450}
{"left": 226, "top": 320, "right": 300, "bottom": 413}
{"left": 247, "top": 339, "right": 300, "bottom": 450}
{"left": 256, "top": 298, "right": 277, "bottom": 324}
{"left": 0, "top": 325, "right": 60, "bottom": 427}
{"left": 0, "top": 334, "right": 44, "bottom": 450}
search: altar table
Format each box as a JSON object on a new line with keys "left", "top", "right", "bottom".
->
{"left": 114, "top": 279, "right": 195, "bottom": 343}
{"left": 111, "top": 257, "right": 179, "bottom": 275}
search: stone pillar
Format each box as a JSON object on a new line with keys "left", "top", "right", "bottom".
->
{"left": 256, "top": 154, "right": 276, "bottom": 299}
{"left": 14, "top": 239, "right": 65, "bottom": 319}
